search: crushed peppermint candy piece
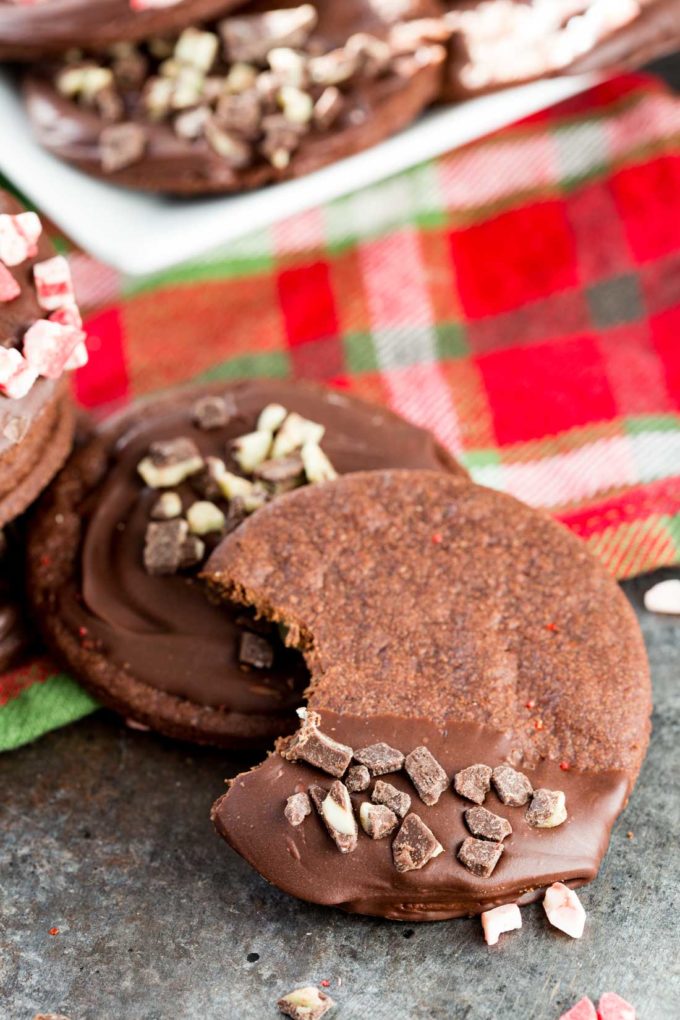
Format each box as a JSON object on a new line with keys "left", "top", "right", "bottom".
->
{"left": 558, "top": 997, "right": 597, "bottom": 1020}
{"left": 359, "top": 802, "right": 398, "bottom": 840}
{"left": 23, "top": 318, "right": 84, "bottom": 379}
{"left": 284, "top": 791, "right": 311, "bottom": 828}
{"left": 481, "top": 903, "right": 522, "bottom": 946}
{"left": 392, "top": 813, "right": 443, "bottom": 872}
{"left": 277, "top": 985, "right": 334, "bottom": 1020}
{"left": 372, "top": 779, "right": 410, "bottom": 819}
{"left": 492, "top": 764, "right": 533, "bottom": 806}
{"left": 0, "top": 347, "right": 39, "bottom": 400}
{"left": 353, "top": 742, "right": 404, "bottom": 776}
{"left": 271, "top": 412, "right": 324, "bottom": 458}
{"left": 33, "top": 256, "right": 75, "bottom": 311}
{"left": 232, "top": 429, "right": 272, "bottom": 473}
{"left": 404, "top": 745, "right": 449, "bottom": 806}
{"left": 310, "top": 781, "right": 358, "bottom": 853}
{"left": 543, "top": 882, "right": 586, "bottom": 939}
{"left": 257, "top": 403, "right": 287, "bottom": 433}
{"left": 464, "top": 806, "right": 512, "bottom": 842}
{"left": 597, "top": 992, "right": 636, "bottom": 1020}
{"left": 643, "top": 578, "right": 680, "bottom": 615}
{"left": 186, "top": 500, "right": 225, "bottom": 535}
{"left": 150, "top": 491, "right": 182, "bottom": 520}
{"left": 0, "top": 212, "right": 42, "bottom": 267}
{"left": 458, "top": 837, "right": 504, "bottom": 878}
{"left": 0, "top": 263, "right": 20, "bottom": 303}
{"left": 280, "top": 710, "right": 352, "bottom": 777}
{"left": 453, "top": 763, "right": 492, "bottom": 804}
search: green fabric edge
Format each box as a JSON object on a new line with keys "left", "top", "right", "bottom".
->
{"left": 0, "top": 673, "right": 99, "bottom": 752}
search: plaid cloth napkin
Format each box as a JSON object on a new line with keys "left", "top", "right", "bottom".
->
{"left": 1, "top": 72, "right": 679, "bottom": 752}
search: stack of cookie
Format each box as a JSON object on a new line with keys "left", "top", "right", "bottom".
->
{"left": 24, "top": 367, "right": 651, "bottom": 926}
{"left": 1, "top": 0, "right": 677, "bottom": 193}
{"left": 0, "top": 187, "right": 87, "bottom": 670}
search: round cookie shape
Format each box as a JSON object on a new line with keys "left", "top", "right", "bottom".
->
{"left": 0, "top": 190, "right": 76, "bottom": 526}
{"left": 26, "top": 382, "right": 463, "bottom": 749}
{"left": 23, "top": 0, "right": 447, "bottom": 194}
{"left": 207, "top": 470, "right": 651, "bottom": 920}
{"left": 0, "top": 0, "right": 249, "bottom": 61}
{"left": 441, "top": 0, "right": 680, "bottom": 100}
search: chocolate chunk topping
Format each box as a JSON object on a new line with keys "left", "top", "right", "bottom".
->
{"left": 372, "top": 779, "right": 410, "bottom": 819}
{"left": 281, "top": 710, "right": 352, "bottom": 777}
{"left": 392, "top": 813, "right": 443, "bottom": 873}
{"left": 310, "top": 780, "right": 358, "bottom": 854}
{"left": 149, "top": 436, "right": 202, "bottom": 467}
{"left": 99, "top": 122, "right": 146, "bottom": 172}
{"left": 359, "top": 802, "right": 398, "bottom": 840}
{"left": 150, "top": 491, "right": 182, "bottom": 520}
{"left": 458, "top": 837, "right": 504, "bottom": 878}
{"left": 143, "top": 519, "right": 188, "bottom": 575}
{"left": 526, "top": 788, "right": 568, "bottom": 828}
{"left": 404, "top": 746, "right": 449, "bottom": 806}
{"left": 284, "top": 791, "right": 311, "bottom": 828}
{"left": 492, "top": 764, "right": 533, "bottom": 807}
{"left": 464, "top": 806, "right": 512, "bottom": 843}
{"left": 345, "top": 764, "right": 370, "bottom": 793}
{"left": 254, "top": 455, "right": 304, "bottom": 485}
{"left": 453, "top": 763, "right": 492, "bottom": 805}
{"left": 190, "top": 456, "right": 226, "bottom": 500}
{"left": 277, "top": 985, "right": 334, "bottom": 1020}
{"left": 191, "top": 394, "right": 235, "bottom": 430}
{"left": 179, "top": 534, "right": 205, "bottom": 569}
{"left": 239, "top": 631, "right": 274, "bottom": 670}
{"left": 353, "top": 741, "right": 404, "bottom": 776}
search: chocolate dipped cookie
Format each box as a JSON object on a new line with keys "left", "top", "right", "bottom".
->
{"left": 22, "top": 1, "right": 447, "bottom": 194}
{"left": 207, "top": 470, "right": 651, "bottom": 921}
{"left": 26, "top": 382, "right": 463, "bottom": 748}
{"left": 0, "top": 0, "right": 249, "bottom": 61}
{"left": 0, "top": 189, "right": 89, "bottom": 668}
{"left": 442, "top": 0, "right": 680, "bottom": 100}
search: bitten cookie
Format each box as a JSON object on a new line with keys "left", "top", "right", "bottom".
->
{"left": 0, "top": 0, "right": 249, "bottom": 61}
{"left": 207, "top": 470, "right": 651, "bottom": 920}
{"left": 441, "top": 0, "right": 680, "bottom": 99}
{"left": 23, "top": 0, "right": 448, "bottom": 194}
{"left": 26, "top": 382, "right": 464, "bottom": 748}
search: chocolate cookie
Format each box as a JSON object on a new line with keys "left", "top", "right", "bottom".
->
{"left": 442, "top": 0, "right": 680, "bottom": 100}
{"left": 0, "top": 0, "right": 249, "bottom": 61}
{"left": 207, "top": 470, "right": 651, "bottom": 920}
{"left": 26, "top": 382, "right": 463, "bottom": 748}
{"left": 22, "top": 0, "right": 447, "bottom": 194}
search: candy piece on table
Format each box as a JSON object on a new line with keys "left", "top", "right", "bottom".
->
{"left": 543, "top": 882, "right": 586, "bottom": 939}
{"left": 23, "top": 319, "right": 84, "bottom": 379}
{"left": 481, "top": 903, "right": 522, "bottom": 946}
{"left": 597, "top": 992, "right": 636, "bottom": 1020}
{"left": 0, "top": 347, "right": 39, "bottom": 399}
{"left": 0, "top": 211, "right": 41, "bottom": 266}
{"left": 559, "top": 997, "right": 597, "bottom": 1020}
{"left": 33, "top": 256, "right": 75, "bottom": 311}
{"left": 0, "top": 263, "right": 20, "bottom": 303}
{"left": 277, "top": 985, "right": 334, "bottom": 1020}
{"left": 643, "top": 578, "right": 680, "bottom": 615}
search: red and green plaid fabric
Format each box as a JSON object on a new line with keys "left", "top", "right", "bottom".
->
{"left": 2, "top": 72, "right": 679, "bottom": 751}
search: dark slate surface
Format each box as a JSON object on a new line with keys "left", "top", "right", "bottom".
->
{"left": 1, "top": 569, "right": 678, "bottom": 1020}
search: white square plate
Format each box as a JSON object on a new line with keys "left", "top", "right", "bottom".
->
{"left": 0, "top": 69, "right": 597, "bottom": 276}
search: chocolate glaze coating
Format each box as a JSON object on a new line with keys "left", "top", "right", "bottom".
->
{"left": 23, "top": 0, "right": 446, "bottom": 194}
{"left": 26, "top": 382, "right": 463, "bottom": 748}
{"left": 442, "top": 0, "right": 680, "bottom": 100}
{"left": 0, "top": 189, "right": 76, "bottom": 526}
{"left": 207, "top": 470, "right": 650, "bottom": 918}
{"left": 0, "top": 0, "right": 248, "bottom": 61}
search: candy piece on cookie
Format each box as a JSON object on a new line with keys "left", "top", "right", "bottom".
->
{"left": 359, "top": 802, "right": 398, "bottom": 840}
{"left": 0, "top": 348, "right": 38, "bottom": 400}
{"left": 0, "top": 211, "right": 41, "bottom": 265}
{"left": 404, "top": 746, "right": 448, "bottom": 806}
{"left": 481, "top": 903, "right": 521, "bottom": 946}
{"left": 284, "top": 792, "right": 311, "bottom": 828}
{"left": 23, "top": 319, "right": 84, "bottom": 379}
{"left": 543, "top": 882, "right": 586, "bottom": 939}
{"left": 282, "top": 711, "right": 352, "bottom": 777}
{"left": 392, "top": 814, "right": 443, "bottom": 873}
{"left": 453, "top": 763, "right": 492, "bottom": 805}
{"left": 354, "top": 742, "right": 404, "bottom": 776}
{"left": 0, "top": 263, "right": 20, "bottom": 303}
{"left": 345, "top": 765, "right": 370, "bottom": 792}
{"left": 33, "top": 256, "right": 75, "bottom": 311}
{"left": 458, "top": 837, "right": 504, "bottom": 878}
{"left": 526, "top": 789, "right": 567, "bottom": 828}
{"left": 492, "top": 764, "right": 533, "bottom": 806}
{"left": 464, "top": 806, "right": 512, "bottom": 842}
{"left": 372, "top": 780, "right": 411, "bottom": 819}
{"left": 310, "top": 781, "right": 358, "bottom": 853}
